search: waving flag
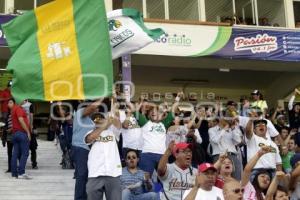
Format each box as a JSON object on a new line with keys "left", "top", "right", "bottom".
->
{"left": 2, "top": 0, "right": 113, "bottom": 102}
{"left": 107, "top": 8, "right": 164, "bottom": 59}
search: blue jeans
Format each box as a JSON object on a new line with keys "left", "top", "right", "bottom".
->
{"left": 122, "top": 189, "right": 158, "bottom": 200}
{"left": 11, "top": 131, "right": 29, "bottom": 177}
{"left": 139, "top": 153, "right": 162, "bottom": 176}
{"left": 73, "top": 146, "right": 89, "bottom": 200}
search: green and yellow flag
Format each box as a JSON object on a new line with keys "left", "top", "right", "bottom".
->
{"left": 2, "top": 0, "right": 113, "bottom": 102}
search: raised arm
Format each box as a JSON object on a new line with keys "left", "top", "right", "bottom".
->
{"left": 157, "top": 141, "right": 175, "bottom": 177}
{"left": 265, "top": 171, "right": 286, "bottom": 200}
{"left": 241, "top": 146, "right": 271, "bottom": 187}
{"left": 82, "top": 99, "right": 103, "bottom": 117}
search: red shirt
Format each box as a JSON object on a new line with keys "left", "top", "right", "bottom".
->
{"left": 11, "top": 105, "right": 30, "bottom": 133}
{"left": 0, "top": 88, "right": 11, "bottom": 113}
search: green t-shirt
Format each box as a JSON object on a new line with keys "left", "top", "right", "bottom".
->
{"left": 281, "top": 151, "right": 295, "bottom": 171}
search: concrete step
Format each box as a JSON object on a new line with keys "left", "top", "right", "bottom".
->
{"left": 0, "top": 139, "right": 75, "bottom": 200}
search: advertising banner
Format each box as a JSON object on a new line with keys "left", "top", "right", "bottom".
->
{"left": 2, "top": 14, "right": 300, "bottom": 62}
{"left": 136, "top": 23, "right": 300, "bottom": 62}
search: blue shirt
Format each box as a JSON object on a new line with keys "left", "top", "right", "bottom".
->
{"left": 120, "top": 167, "right": 152, "bottom": 195}
{"left": 72, "top": 108, "right": 94, "bottom": 150}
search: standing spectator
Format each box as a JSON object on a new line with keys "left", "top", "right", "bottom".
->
{"left": 241, "top": 146, "right": 275, "bottom": 200}
{"left": 214, "top": 154, "right": 235, "bottom": 188}
{"left": 8, "top": 98, "right": 31, "bottom": 179}
{"left": 209, "top": 118, "right": 242, "bottom": 180}
{"left": 240, "top": 98, "right": 251, "bottom": 117}
{"left": 271, "top": 105, "right": 287, "bottom": 132}
{"left": 72, "top": 99, "right": 102, "bottom": 200}
{"left": 288, "top": 88, "right": 300, "bottom": 131}
{"left": 0, "top": 81, "right": 12, "bottom": 120}
{"left": 119, "top": 102, "right": 143, "bottom": 158}
{"left": 134, "top": 103, "right": 174, "bottom": 176}
{"left": 85, "top": 111, "right": 122, "bottom": 200}
{"left": 121, "top": 149, "right": 157, "bottom": 200}
{"left": 21, "top": 99, "right": 38, "bottom": 169}
{"left": 1, "top": 110, "right": 13, "bottom": 173}
{"left": 245, "top": 119, "right": 282, "bottom": 178}
{"left": 157, "top": 142, "right": 197, "bottom": 200}
{"left": 250, "top": 90, "right": 268, "bottom": 116}
{"left": 280, "top": 145, "right": 294, "bottom": 173}
{"left": 290, "top": 153, "right": 300, "bottom": 199}
{"left": 183, "top": 163, "right": 224, "bottom": 200}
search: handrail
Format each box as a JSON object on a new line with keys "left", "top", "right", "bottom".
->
{"left": 144, "top": 18, "right": 231, "bottom": 26}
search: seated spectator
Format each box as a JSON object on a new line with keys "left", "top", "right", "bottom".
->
{"left": 121, "top": 149, "right": 157, "bottom": 200}
{"left": 157, "top": 142, "right": 197, "bottom": 200}
{"left": 260, "top": 17, "right": 271, "bottom": 26}
{"left": 245, "top": 119, "right": 282, "bottom": 177}
{"left": 223, "top": 179, "right": 244, "bottom": 200}
{"left": 183, "top": 163, "right": 224, "bottom": 200}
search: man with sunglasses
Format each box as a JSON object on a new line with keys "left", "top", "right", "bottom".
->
{"left": 223, "top": 180, "right": 244, "bottom": 200}
{"left": 121, "top": 149, "right": 158, "bottom": 200}
{"left": 157, "top": 141, "right": 197, "bottom": 200}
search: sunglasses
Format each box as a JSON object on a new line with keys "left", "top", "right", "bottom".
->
{"left": 127, "top": 156, "right": 137, "bottom": 160}
{"left": 232, "top": 188, "right": 244, "bottom": 194}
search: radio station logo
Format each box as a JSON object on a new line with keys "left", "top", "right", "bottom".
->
{"left": 156, "top": 33, "right": 192, "bottom": 47}
{"left": 234, "top": 33, "right": 277, "bottom": 53}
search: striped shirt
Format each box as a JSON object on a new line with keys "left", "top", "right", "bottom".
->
{"left": 120, "top": 167, "right": 151, "bottom": 195}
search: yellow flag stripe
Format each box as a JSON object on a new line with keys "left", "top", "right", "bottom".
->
{"left": 35, "top": 0, "right": 84, "bottom": 101}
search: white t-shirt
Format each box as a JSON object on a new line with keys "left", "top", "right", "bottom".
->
{"left": 85, "top": 125, "right": 122, "bottom": 178}
{"left": 183, "top": 186, "right": 224, "bottom": 200}
{"left": 245, "top": 134, "right": 282, "bottom": 169}
{"left": 120, "top": 111, "right": 143, "bottom": 150}
{"left": 142, "top": 121, "right": 167, "bottom": 154}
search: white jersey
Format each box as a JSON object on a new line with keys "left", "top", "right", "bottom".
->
{"left": 85, "top": 125, "right": 122, "bottom": 178}
{"left": 159, "top": 163, "right": 197, "bottom": 200}
{"left": 142, "top": 120, "right": 167, "bottom": 154}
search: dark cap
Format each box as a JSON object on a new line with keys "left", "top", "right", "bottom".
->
{"left": 291, "top": 153, "right": 300, "bottom": 168}
{"left": 253, "top": 119, "right": 267, "bottom": 127}
{"left": 251, "top": 90, "right": 260, "bottom": 95}
{"left": 227, "top": 101, "right": 237, "bottom": 106}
